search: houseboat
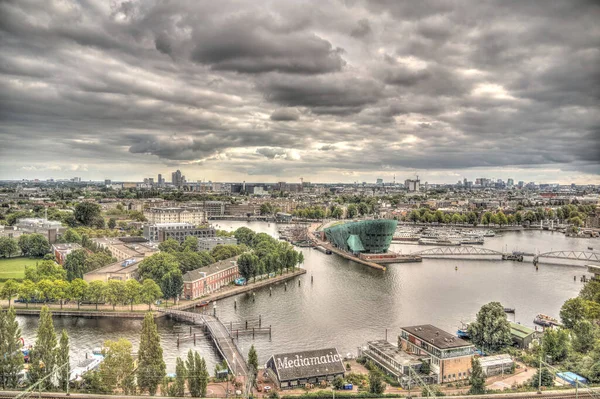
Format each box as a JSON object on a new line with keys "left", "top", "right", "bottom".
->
{"left": 534, "top": 313, "right": 560, "bottom": 328}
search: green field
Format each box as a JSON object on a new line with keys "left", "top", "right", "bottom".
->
{"left": 0, "top": 257, "right": 41, "bottom": 281}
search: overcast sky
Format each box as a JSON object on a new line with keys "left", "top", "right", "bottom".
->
{"left": 1, "top": 0, "right": 599, "bottom": 184}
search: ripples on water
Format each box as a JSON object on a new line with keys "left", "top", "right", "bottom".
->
{"left": 17, "top": 222, "right": 596, "bottom": 371}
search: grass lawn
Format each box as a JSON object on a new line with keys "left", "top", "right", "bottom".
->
{"left": 0, "top": 257, "right": 41, "bottom": 281}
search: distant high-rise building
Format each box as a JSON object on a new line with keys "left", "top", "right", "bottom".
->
{"left": 507, "top": 178, "right": 514, "bottom": 187}
{"left": 518, "top": 181, "right": 524, "bottom": 188}
{"left": 105, "top": 179, "right": 111, "bottom": 186}
{"left": 149, "top": 178, "right": 154, "bottom": 185}
{"left": 405, "top": 179, "right": 420, "bottom": 192}
{"left": 171, "top": 170, "right": 184, "bottom": 187}
{"left": 376, "top": 178, "right": 383, "bottom": 185}
{"left": 463, "top": 178, "right": 468, "bottom": 186}
{"left": 158, "top": 174, "right": 163, "bottom": 185}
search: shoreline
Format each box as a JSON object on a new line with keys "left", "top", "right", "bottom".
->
{"left": 5, "top": 269, "right": 307, "bottom": 319}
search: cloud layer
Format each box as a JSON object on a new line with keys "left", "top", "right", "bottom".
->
{"left": 0, "top": 0, "right": 598, "bottom": 183}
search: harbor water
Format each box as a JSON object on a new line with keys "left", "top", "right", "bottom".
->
{"left": 16, "top": 221, "right": 597, "bottom": 371}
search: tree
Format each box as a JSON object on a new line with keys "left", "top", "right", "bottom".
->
{"left": 18, "top": 234, "right": 51, "bottom": 257}
{"left": 248, "top": 345, "right": 259, "bottom": 387}
{"left": 161, "top": 269, "right": 183, "bottom": 304}
{"left": 368, "top": 363, "right": 386, "bottom": 394}
{"left": 61, "top": 229, "right": 82, "bottom": 244}
{"left": 346, "top": 204, "right": 358, "bottom": 219}
{"left": 186, "top": 350, "right": 199, "bottom": 397}
{"left": 125, "top": 279, "right": 141, "bottom": 311}
{"left": 560, "top": 297, "right": 587, "bottom": 329}
{"left": 158, "top": 238, "right": 181, "bottom": 253}
{"left": 0, "top": 280, "right": 20, "bottom": 306}
{"left": 0, "top": 307, "right": 24, "bottom": 388}
{"left": 74, "top": 202, "right": 102, "bottom": 226}
{"left": 332, "top": 376, "right": 344, "bottom": 390}
{"left": 181, "top": 236, "right": 199, "bottom": 252}
{"left": 0, "top": 237, "right": 19, "bottom": 258}
{"left": 330, "top": 206, "right": 343, "bottom": 219}
{"left": 468, "top": 302, "right": 512, "bottom": 352}
{"left": 468, "top": 357, "right": 485, "bottom": 394}
{"left": 88, "top": 280, "right": 106, "bottom": 310}
{"left": 530, "top": 368, "right": 554, "bottom": 388}
{"left": 572, "top": 320, "right": 597, "bottom": 353}
{"left": 138, "top": 252, "right": 180, "bottom": 282}
{"left": 99, "top": 338, "right": 136, "bottom": 394}
{"left": 106, "top": 280, "right": 127, "bottom": 310}
{"left": 57, "top": 329, "right": 70, "bottom": 392}
{"left": 196, "top": 352, "right": 209, "bottom": 397}
{"left": 54, "top": 279, "right": 71, "bottom": 309}
{"left": 25, "top": 259, "right": 66, "bottom": 282}
{"left": 580, "top": 280, "right": 600, "bottom": 303}
{"left": 234, "top": 227, "right": 256, "bottom": 246}
{"left": 18, "top": 280, "right": 37, "bottom": 308}
{"left": 65, "top": 249, "right": 88, "bottom": 281}
{"left": 137, "top": 312, "right": 166, "bottom": 396}
{"left": 37, "top": 279, "right": 57, "bottom": 302}
{"left": 238, "top": 253, "right": 258, "bottom": 282}
{"left": 172, "top": 357, "right": 186, "bottom": 397}
{"left": 140, "top": 279, "right": 162, "bottom": 310}
{"left": 108, "top": 218, "right": 117, "bottom": 229}
{"left": 543, "top": 328, "right": 569, "bottom": 362}
{"left": 420, "top": 360, "right": 431, "bottom": 375}
{"left": 28, "top": 306, "right": 57, "bottom": 389}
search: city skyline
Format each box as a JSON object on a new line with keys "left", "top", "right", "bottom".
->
{"left": 1, "top": 1, "right": 599, "bottom": 184}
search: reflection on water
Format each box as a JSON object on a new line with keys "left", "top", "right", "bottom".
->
{"left": 17, "top": 222, "right": 595, "bottom": 371}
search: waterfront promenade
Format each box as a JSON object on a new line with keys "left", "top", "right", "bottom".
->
{"left": 1, "top": 268, "right": 306, "bottom": 318}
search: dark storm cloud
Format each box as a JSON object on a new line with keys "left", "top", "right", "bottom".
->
{"left": 270, "top": 108, "right": 300, "bottom": 121}
{"left": 0, "top": 0, "right": 598, "bottom": 182}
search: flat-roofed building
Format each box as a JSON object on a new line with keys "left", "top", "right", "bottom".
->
{"left": 479, "top": 354, "right": 514, "bottom": 376}
{"left": 143, "top": 207, "right": 206, "bottom": 225}
{"left": 93, "top": 237, "right": 159, "bottom": 261}
{"left": 589, "top": 264, "right": 600, "bottom": 281}
{"left": 359, "top": 340, "right": 436, "bottom": 387}
{"left": 52, "top": 243, "right": 83, "bottom": 265}
{"left": 83, "top": 258, "right": 142, "bottom": 282}
{"left": 197, "top": 237, "right": 237, "bottom": 251}
{"left": 399, "top": 325, "right": 474, "bottom": 384}
{"left": 265, "top": 348, "right": 345, "bottom": 389}
{"left": 143, "top": 223, "right": 215, "bottom": 243}
{"left": 16, "top": 218, "right": 66, "bottom": 243}
{"left": 182, "top": 257, "right": 240, "bottom": 299}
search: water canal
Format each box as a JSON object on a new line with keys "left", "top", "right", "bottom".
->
{"left": 16, "top": 221, "right": 598, "bottom": 371}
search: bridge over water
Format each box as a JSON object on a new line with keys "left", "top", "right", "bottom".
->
{"left": 410, "top": 246, "right": 505, "bottom": 258}
{"left": 533, "top": 251, "right": 600, "bottom": 265}
{"left": 159, "top": 309, "right": 249, "bottom": 379}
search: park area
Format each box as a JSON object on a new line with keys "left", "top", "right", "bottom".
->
{"left": 0, "top": 256, "right": 38, "bottom": 284}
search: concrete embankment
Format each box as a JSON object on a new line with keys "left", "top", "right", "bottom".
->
{"left": 172, "top": 268, "right": 307, "bottom": 311}
{"left": 13, "top": 308, "right": 151, "bottom": 318}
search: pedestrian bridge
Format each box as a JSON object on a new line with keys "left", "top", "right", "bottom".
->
{"left": 533, "top": 251, "right": 600, "bottom": 265}
{"left": 411, "top": 246, "right": 504, "bottom": 258}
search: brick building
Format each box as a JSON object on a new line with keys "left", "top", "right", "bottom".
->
{"left": 399, "top": 325, "right": 474, "bottom": 384}
{"left": 182, "top": 257, "right": 239, "bottom": 299}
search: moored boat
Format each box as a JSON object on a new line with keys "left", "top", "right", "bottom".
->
{"left": 196, "top": 300, "right": 210, "bottom": 308}
{"left": 504, "top": 307, "right": 515, "bottom": 314}
{"left": 534, "top": 313, "right": 560, "bottom": 327}
{"left": 70, "top": 353, "right": 104, "bottom": 381}
{"left": 457, "top": 322, "right": 470, "bottom": 339}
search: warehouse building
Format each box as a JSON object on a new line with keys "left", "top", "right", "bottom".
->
{"left": 265, "top": 348, "right": 345, "bottom": 389}
{"left": 510, "top": 322, "right": 540, "bottom": 349}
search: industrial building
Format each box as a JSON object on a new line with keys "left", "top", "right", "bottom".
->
{"left": 265, "top": 348, "right": 345, "bottom": 389}
{"left": 399, "top": 325, "right": 474, "bottom": 384}
{"left": 324, "top": 219, "right": 397, "bottom": 254}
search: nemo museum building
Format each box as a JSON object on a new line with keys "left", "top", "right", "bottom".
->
{"left": 323, "top": 219, "right": 397, "bottom": 254}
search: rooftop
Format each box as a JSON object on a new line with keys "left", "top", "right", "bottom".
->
{"left": 85, "top": 257, "right": 143, "bottom": 275}
{"left": 269, "top": 348, "right": 345, "bottom": 381}
{"left": 52, "top": 243, "right": 83, "bottom": 251}
{"left": 183, "top": 256, "right": 239, "bottom": 282}
{"left": 367, "top": 340, "right": 423, "bottom": 366}
{"left": 402, "top": 325, "right": 473, "bottom": 349}
{"left": 510, "top": 322, "right": 536, "bottom": 338}
{"left": 479, "top": 354, "right": 513, "bottom": 367}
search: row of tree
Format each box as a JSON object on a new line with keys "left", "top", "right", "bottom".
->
{"left": 233, "top": 228, "right": 304, "bottom": 281}
{"left": 0, "top": 277, "right": 163, "bottom": 311}
{"left": 0, "top": 234, "right": 51, "bottom": 258}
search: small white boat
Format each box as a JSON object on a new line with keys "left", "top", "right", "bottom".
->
{"left": 70, "top": 354, "right": 104, "bottom": 381}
